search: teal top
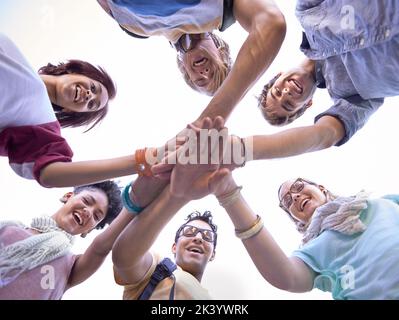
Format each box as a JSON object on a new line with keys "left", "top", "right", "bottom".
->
{"left": 292, "top": 195, "right": 399, "bottom": 299}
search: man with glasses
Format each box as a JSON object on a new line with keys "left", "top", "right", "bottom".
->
{"left": 113, "top": 208, "right": 217, "bottom": 300}
{"left": 111, "top": 116, "right": 225, "bottom": 299}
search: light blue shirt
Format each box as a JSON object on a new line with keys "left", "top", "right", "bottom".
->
{"left": 296, "top": 0, "right": 399, "bottom": 145}
{"left": 103, "top": 0, "right": 233, "bottom": 42}
{"left": 293, "top": 196, "right": 399, "bottom": 300}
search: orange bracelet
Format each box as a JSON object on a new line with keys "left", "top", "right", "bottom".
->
{"left": 134, "top": 148, "right": 154, "bottom": 177}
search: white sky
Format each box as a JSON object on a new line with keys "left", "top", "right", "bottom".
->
{"left": 1, "top": 0, "right": 399, "bottom": 300}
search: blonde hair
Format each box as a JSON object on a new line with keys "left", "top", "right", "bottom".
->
{"left": 177, "top": 33, "right": 232, "bottom": 96}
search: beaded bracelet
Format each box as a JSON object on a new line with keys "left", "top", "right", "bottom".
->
{"left": 122, "top": 182, "right": 144, "bottom": 214}
{"left": 235, "top": 215, "right": 264, "bottom": 240}
{"left": 134, "top": 148, "right": 154, "bottom": 177}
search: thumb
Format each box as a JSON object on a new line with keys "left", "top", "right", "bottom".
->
{"left": 209, "top": 168, "right": 231, "bottom": 194}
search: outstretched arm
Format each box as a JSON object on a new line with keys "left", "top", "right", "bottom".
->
{"left": 209, "top": 170, "right": 315, "bottom": 292}
{"left": 195, "top": 0, "right": 286, "bottom": 123}
{"left": 40, "top": 155, "right": 136, "bottom": 188}
{"left": 249, "top": 116, "right": 345, "bottom": 160}
{"left": 66, "top": 176, "right": 166, "bottom": 288}
{"left": 39, "top": 146, "right": 161, "bottom": 188}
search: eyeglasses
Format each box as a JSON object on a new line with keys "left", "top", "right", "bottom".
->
{"left": 279, "top": 178, "right": 314, "bottom": 213}
{"left": 171, "top": 33, "right": 211, "bottom": 53}
{"left": 177, "top": 224, "right": 216, "bottom": 243}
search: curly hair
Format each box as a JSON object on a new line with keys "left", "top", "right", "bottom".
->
{"left": 177, "top": 32, "right": 232, "bottom": 96}
{"left": 74, "top": 180, "right": 122, "bottom": 230}
{"left": 38, "top": 60, "right": 117, "bottom": 132}
{"left": 174, "top": 210, "right": 218, "bottom": 249}
{"left": 258, "top": 74, "right": 308, "bottom": 126}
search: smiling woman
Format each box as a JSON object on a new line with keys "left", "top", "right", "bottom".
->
{"left": 38, "top": 60, "right": 115, "bottom": 130}
{"left": 0, "top": 33, "right": 166, "bottom": 188}
{"left": 0, "top": 180, "right": 128, "bottom": 300}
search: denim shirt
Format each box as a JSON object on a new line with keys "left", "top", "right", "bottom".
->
{"left": 296, "top": 0, "right": 399, "bottom": 59}
{"left": 296, "top": 0, "right": 399, "bottom": 145}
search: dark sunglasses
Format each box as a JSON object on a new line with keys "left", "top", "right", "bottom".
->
{"left": 171, "top": 33, "right": 211, "bottom": 53}
{"left": 279, "top": 178, "right": 315, "bottom": 213}
{"left": 177, "top": 224, "right": 216, "bottom": 243}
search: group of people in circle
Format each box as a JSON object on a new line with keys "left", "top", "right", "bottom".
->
{"left": 1, "top": 0, "right": 399, "bottom": 300}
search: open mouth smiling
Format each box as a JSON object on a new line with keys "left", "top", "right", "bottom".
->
{"left": 74, "top": 85, "right": 82, "bottom": 103}
{"left": 187, "top": 246, "right": 204, "bottom": 254}
{"left": 193, "top": 57, "right": 207, "bottom": 67}
{"left": 300, "top": 198, "right": 310, "bottom": 211}
{"left": 73, "top": 211, "right": 84, "bottom": 226}
{"left": 288, "top": 79, "right": 303, "bottom": 94}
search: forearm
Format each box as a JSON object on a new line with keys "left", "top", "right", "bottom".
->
{"left": 249, "top": 121, "right": 342, "bottom": 160}
{"left": 90, "top": 210, "right": 134, "bottom": 256}
{"left": 112, "top": 186, "right": 188, "bottom": 269}
{"left": 67, "top": 210, "right": 134, "bottom": 287}
{"left": 131, "top": 176, "right": 169, "bottom": 208}
{"left": 221, "top": 194, "right": 300, "bottom": 290}
{"left": 195, "top": 2, "right": 286, "bottom": 123}
{"left": 40, "top": 155, "right": 135, "bottom": 187}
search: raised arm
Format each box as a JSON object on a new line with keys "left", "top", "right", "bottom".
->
{"left": 195, "top": 0, "right": 286, "bottom": 122}
{"left": 112, "top": 117, "right": 227, "bottom": 284}
{"left": 209, "top": 170, "right": 315, "bottom": 292}
{"left": 67, "top": 176, "right": 166, "bottom": 288}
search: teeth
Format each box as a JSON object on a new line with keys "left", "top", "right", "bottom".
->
{"left": 189, "top": 248, "right": 202, "bottom": 253}
{"left": 74, "top": 85, "right": 81, "bottom": 102}
{"left": 73, "top": 212, "right": 83, "bottom": 225}
{"left": 290, "top": 80, "right": 303, "bottom": 93}
{"left": 301, "top": 199, "right": 309, "bottom": 211}
{"left": 194, "top": 58, "right": 207, "bottom": 67}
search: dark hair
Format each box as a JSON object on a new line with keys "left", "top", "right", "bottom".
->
{"left": 258, "top": 74, "right": 307, "bottom": 126}
{"left": 174, "top": 210, "right": 218, "bottom": 249}
{"left": 38, "top": 60, "right": 117, "bottom": 132}
{"left": 177, "top": 32, "right": 232, "bottom": 96}
{"left": 74, "top": 180, "right": 122, "bottom": 230}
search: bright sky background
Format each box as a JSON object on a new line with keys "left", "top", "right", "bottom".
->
{"left": 1, "top": 1, "right": 399, "bottom": 300}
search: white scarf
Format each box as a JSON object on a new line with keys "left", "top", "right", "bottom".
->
{"left": 0, "top": 216, "right": 74, "bottom": 288}
{"left": 301, "top": 191, "right": 370, "bottom": 245}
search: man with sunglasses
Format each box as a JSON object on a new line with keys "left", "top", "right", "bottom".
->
{"left": 97, "top": 0, "right": 285, "bottom": 109}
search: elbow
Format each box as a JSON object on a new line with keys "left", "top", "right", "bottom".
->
{"left": 318, "top": 126, "right": 343, "bottom": 149}
{"left": 39, "top": 170, "right": 56, "bottom": 188}
{"left": 271, "top": 11, "right": 287, "bottom": 38}
{"left": 262, "top": 9, "right": 287, "bottom": 41}
{"left": 266, "top": 276, "right": 294, "bottom": 292}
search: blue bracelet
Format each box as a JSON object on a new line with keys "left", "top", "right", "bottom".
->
{"left": 122, "top": 182, "right": 144, "bottom": 214}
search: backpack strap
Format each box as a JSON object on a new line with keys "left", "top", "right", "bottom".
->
{"left": 137, "top": 257, "right": 177, "bottom": 300}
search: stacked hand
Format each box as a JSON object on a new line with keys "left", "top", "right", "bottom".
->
{"left": 152, "top": 116, "right": 231, "bottom": 200}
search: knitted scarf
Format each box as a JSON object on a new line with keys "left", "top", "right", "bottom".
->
{"left": 301, "top": 191, "right": 370, "bottom": 245}
{"left": 0, "top": 216, "right": 74, "bottom": 288}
